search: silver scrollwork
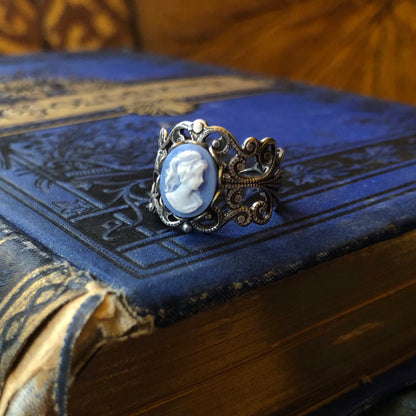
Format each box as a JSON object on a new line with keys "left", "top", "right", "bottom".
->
{"left": 149, "top": 119, "right": 284, "bottom": 232}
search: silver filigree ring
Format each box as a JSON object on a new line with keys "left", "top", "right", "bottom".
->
{"left": 149, "top": 119, "right": 284, "bottom": 233}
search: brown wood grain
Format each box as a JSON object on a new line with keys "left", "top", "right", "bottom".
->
{"left": 0, "top": 0, "right": 41, "bottom": 53}
{"left": 0, "top": 1, "right": 414, "bottom": 104}
{"left": 68, "top": 230, "right": 416, "bottom": 416}
{"left": 134, "top": 0, "right": 416, "bottom": 104}
{"left": 41, "top": 0, "right": 135, "bottom": 51}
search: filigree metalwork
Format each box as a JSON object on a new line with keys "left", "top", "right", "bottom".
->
{"left": 149, "top": 119, "right": 285, "bottom": 232}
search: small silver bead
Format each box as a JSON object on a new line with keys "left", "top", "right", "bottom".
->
{"left": 182, "top": 222, "right": 193, "bottom": 233}
{"left": 192, "top": 119, "right": 204, "bottom": 134}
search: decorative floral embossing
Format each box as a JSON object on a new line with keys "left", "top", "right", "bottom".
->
{"left": 53, "top": 199, "right": 93, "bottom": 218}
{"left": 280, "top": 136, "right": 416, "bottom": 197}
{"left": 346, "top": 145, "right": 402, "bottom": 165}
{"left": 14, "top": 117, "right": 160, "bottom": 174}
{"left": 96, "top": 178, "right": 151, "bottom": 225}
{"left": 5, "top": 117, "right": 161, "bottom": 236}
{"left": 2, "top": 110, "right": 416, "bottom": 260}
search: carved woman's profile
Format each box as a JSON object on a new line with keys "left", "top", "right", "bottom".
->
{"left": 164, "top": 150, "right": 208, "bottom": 214}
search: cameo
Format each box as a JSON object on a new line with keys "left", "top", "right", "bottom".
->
{"left": 160, "top": 143, "right": 217, "bottom": 218}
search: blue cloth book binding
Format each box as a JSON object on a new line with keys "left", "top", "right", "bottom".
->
{"left": 0, "top": 51, "right": 415, "bottom": 416}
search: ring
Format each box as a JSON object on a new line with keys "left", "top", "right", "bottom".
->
{"left": 149, "top": 119, "right": 284, "bottom": 233}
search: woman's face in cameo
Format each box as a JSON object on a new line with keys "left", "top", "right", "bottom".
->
{"left": 164, "top": 149, "right": 208, "bottom": 215}
{"left": 182, "top": 163, "right": 205, "bottom": 191}
{"left": 168, "top": 152, "right": 207, "bottom": 193}
{"left": 160, "top": 144, "right": 218, "bottom": 218}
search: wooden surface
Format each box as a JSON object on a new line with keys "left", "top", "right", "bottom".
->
{"left": 0, "top": 0, "right": 415, "bottom": 104}
{"left": 0, "top": 0, "right": 136, "bottom": 52}
{"left": 134, "top": 0, "right": 416, "bottom": 105}
{"left": 41, "top": 0, "right": 136, "bottom": 51}
{"left": 0, "top": 0, "right": 40, "bottom": 53}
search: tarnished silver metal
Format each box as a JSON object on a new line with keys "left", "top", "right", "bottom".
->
{"left": 149, "top": 119, "right": 284, "bottom": 233}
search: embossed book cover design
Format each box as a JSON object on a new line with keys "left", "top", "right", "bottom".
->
{"left": 0, "top": 52, "right": 415, "bottom": 415}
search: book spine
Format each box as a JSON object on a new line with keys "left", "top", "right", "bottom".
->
{"left": 0, "top": 217, "right": 153, "bottom": 416}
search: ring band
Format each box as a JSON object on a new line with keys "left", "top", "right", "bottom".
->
{"left": 149, "top": 119, "right": 284, "bottom": 233}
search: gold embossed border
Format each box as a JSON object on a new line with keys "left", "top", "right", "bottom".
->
{"left": 0, "top": 219, "right": 153, "bottom": 415}
{"left": 0, "top": 224, "right": 92, "bottom": 394}
{"left": 0, "top": 74, "right": 275, "bottom": 129}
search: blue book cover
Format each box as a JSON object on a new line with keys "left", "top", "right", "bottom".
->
{"left": 0, "top": 51, "right": 415, "bottom": 416}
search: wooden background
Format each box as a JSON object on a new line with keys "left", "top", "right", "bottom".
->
{"left": 0, "top": 0, "right": 415, "bottom": 104}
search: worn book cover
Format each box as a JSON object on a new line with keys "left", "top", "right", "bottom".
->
{"left": 0, "top": 51, "right": 415, "bottom": 415}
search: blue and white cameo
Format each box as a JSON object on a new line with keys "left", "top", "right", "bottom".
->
{"left": 160, "top": 143, "right": 218, "bottom": 218}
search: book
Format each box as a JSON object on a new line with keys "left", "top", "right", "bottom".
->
{"left": 0, "top": 51, "right": 415, "bottom": 416}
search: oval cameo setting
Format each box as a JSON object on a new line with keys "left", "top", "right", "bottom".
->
{"left": 160, "top": 143, "right": 218, "bottom": 218}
